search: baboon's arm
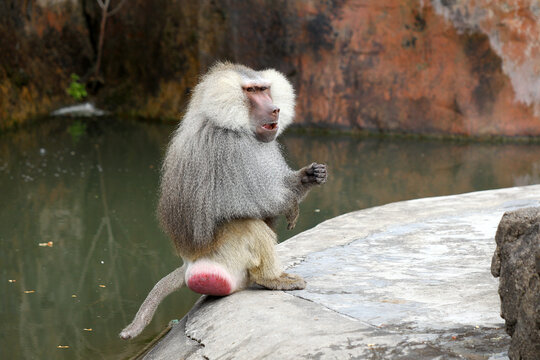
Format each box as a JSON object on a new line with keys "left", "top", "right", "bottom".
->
{"left": 283, "top": 163, "right": 327, "bottom": 229}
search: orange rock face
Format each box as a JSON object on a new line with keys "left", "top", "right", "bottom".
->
{"left": 290, "top": 0, "right": 540, "bottom": 136}
{"left": 1, "top": 0, "right": 539, "bottom": 137}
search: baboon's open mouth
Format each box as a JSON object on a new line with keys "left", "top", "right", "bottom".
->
{"left": 262, "top": 122, "right": 278, "bottom": 131}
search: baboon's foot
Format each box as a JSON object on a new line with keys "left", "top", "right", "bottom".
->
{"left": 186, "top": 260, "right": 234, "bottom": 296}
{"left": 255, "top": 272, "right": 306, "bottom": 291}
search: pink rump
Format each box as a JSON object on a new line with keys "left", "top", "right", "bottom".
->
{"left": 186, "top": 261, "right": 234, "bottom": 296}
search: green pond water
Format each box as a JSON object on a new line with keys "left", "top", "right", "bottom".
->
{"left": 2, "top": 118, "right": 540, "bottom": 359}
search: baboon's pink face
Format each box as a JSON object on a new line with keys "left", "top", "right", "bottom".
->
{"left": 243, "top": 84, "right": 280, "bottom": 143}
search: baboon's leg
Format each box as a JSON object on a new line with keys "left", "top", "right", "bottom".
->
{"left": 184, "top": 220, "right": 253, "bottom": 295}
{"left": 243, "top": 220, "right": 306, "bottom": 291}
{"left": 185, "top": 219, "right": 306, "bottom": 295}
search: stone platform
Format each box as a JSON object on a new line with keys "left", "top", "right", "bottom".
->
{"left": 140, "top": 185, "right": 540, "bottom": 359}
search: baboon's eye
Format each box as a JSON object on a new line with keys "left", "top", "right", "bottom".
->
{"left": 259, "top": 87, "right": 268, "bottom": 91}
{"left": 246, "top": 87, "right": 255, "bottom": 92}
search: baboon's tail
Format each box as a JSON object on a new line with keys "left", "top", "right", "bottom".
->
{"left": 119, "top": 264, "right": 186, "bottom": 339}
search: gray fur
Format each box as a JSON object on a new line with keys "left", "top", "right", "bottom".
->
{"left": 159, "top": 114, "right": 297, "bottom": 256}
{"left": 158, "top": 63, "right": 311, "bottom": 257}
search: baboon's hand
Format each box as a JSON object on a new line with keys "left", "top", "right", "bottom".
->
{"left": 301, "top": 163, "right": 327, "bottom": 185}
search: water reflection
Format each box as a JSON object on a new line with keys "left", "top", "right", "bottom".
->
{"left": 1, "top": 119, "right": 540, "bottom": 359}
{"left": 279, "top": 134, "right": 540, "bottom": 238}
{"left": 1, "top": 120, "right": 199, "bottom": 359}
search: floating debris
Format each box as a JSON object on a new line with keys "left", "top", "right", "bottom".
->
{"left": 8, "top": 279, "right": 16, "bottom": 283}
{"left": 57, "top": 345, "right": 70, "bottom": 349}
{"left": 71, "top": 294, "right": 77, "bottom": 298}
{"left": 51, "top": 102, "right": 107, "bottom": 117}
{"left": 24, "top": 290, "right": 35, "bottom": 294}
{"left": 83, "top": 328, "right": 93, "bottom": 332}
{"left": 38, "top": 241, "right": 54, "bottom": 247}
{"left": 314, "top": 209, "right": 321, "bottom": 213}
{"left": 98, "top": 285, "right": 106, "bottom": 288}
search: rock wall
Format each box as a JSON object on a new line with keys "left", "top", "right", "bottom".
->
{"left": 492, "top": 207, "right": 540, "bottom": 360}
{"left": 1, "top": 0, "right": 540, "bottom": 137}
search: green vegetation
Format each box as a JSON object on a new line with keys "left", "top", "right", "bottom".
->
{"left": 67, "top": 74, "right": 87, "bottom": 101}
{"left": 67, "top": 119, "right": 87, "bottom": 143}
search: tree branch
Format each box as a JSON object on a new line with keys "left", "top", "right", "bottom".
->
{"left": 107, "top": 0, "right": 128, "bottom": 17}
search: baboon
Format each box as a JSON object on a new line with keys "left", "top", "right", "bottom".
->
{"left": 120, "top": 63, "right": 327, "bottom": 339}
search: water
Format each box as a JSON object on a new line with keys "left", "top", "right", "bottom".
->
{"left": 1, "top": 118, "right": 539, "bottom": 359}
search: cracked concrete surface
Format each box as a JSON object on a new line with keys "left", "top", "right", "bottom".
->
{"left": 141, "top": 185, "right": 540, "bottom": 359}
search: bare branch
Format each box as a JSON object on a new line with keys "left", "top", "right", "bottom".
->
{"left": 96, "top": 0, "right": 106, "bottom": 9}
{"left": 107, "top": 0, "right": 129, "bottom": 17}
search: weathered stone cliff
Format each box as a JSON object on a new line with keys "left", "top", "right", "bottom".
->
{"left": 1, "top": 0, "right": 540, "bottom": 137}
{"left": 492, "top": 207, "right": 540, "bottom": 359}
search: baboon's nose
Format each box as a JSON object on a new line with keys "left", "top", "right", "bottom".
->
{"left": 271, "top": 107, "right": 280, "bottom": 118}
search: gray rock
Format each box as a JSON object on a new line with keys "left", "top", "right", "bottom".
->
{"left": 142, "top": 316, "right": 202, "bottom": 360}
{"left": 141, "top": 185, "right": 540, "bottom": 359}
{"left": 491, "top": 207, "right": 540, "bottom": 360}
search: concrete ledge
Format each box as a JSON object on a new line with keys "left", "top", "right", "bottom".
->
{"left": 142, "top": 185, "right": 540, "bottom": 359}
